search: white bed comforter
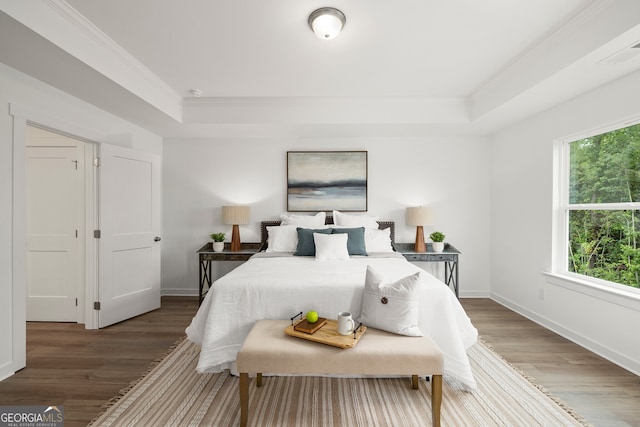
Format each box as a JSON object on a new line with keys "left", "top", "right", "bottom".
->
{"left": 186, "top": 253, "right": 478, "bottom": 390}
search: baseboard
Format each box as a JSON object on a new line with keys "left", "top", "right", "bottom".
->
{"left": 0, "top": 363, "right": 15, "bottom": 382}
{"left": 162, "top": 288, "right": 199, "bottom": 297}
{"left": 490, "top": 292, "right": 640, "bottom": 378}
{"left": 460, "top": 290, "right": 490, "bottom": 298}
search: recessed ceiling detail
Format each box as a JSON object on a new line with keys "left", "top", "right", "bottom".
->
{"left": 3, "top": 1, "right": 640, "bottom": 136}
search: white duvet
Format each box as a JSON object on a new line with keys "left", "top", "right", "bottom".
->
{"left": 186, "top": 253, "right": 478, "bottom": 390}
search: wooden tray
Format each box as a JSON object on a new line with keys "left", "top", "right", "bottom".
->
{"left": 285, "top": 319, "right": 367, "bottom": 349}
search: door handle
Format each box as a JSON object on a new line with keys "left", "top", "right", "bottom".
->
{"left": 154, "top": 236, "right": 162, "bottom": 242}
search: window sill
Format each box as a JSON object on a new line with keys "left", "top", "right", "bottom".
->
{"left": 543, "top": 272, "right": 640, "bottom": 312}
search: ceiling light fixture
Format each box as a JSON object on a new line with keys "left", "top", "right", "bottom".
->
{"left": 308, "top": 7, "right": 346, "bottom": 40}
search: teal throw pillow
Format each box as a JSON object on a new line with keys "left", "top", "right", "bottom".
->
{"left": 331, "top": 227, "right": 367, "bottom": 256}
{"left": 294, "top": 228, "right": 332, "bottom": 256}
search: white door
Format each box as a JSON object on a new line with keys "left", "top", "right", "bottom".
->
{"left": 25, "top": 141, "right": 84, "bottom": 321}
{"left": 97, "top": 143, "right": 161, "bottom": 328}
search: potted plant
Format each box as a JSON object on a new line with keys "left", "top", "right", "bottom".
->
{"left": 210, "top": 232, "right": 226, "bottom": 252}
{"left": 429, "top": 231, "right": 445, "bottom": 253}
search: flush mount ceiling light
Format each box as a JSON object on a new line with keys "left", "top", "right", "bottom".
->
{"left": 308, "top": 7, "right": 346, "bottom": 40}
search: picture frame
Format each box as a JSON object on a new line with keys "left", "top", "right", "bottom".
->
{"left": 287, "top": 151, "right": 368, "bottom": 212}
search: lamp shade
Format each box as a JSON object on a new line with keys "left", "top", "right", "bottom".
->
{"left": 406, "top": 206, "right": 433, "bottom": 226}
{"left": 222, "top": 205, "right": 250, "bottom": 225}
{"left": 308, "top": 7, "right": 346, "bottom": 39}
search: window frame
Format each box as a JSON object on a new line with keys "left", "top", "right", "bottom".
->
{"left": 552, "top": 118, "right": 640, "bottom": 296}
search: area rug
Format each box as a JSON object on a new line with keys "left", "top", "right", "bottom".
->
{"left": 89, "top": 338, "right": 590, "bottom": 426}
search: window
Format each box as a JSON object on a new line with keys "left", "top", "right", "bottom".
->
{"left": 558, "top": 122, "right": 640, "bottom": 290}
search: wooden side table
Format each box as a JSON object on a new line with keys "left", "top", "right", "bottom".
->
{"left": 394, "top": 243, "right": 461, "bottom": 298}
{"left": 197, "top": 242, "right": 262, "bottom": 305}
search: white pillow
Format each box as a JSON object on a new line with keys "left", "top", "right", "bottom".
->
{"left": 365, "top": 228, "right": 393, "bottom": 252}
{"left": 281, "top": 212, "right": 326, "bottom": 227}
{"left": 333, "top": 210, "right": 379, "bottom": 229}
{"left": 313, "top": 232, "right": 350, "bottom": 261}
{"left": 358, "top": 265, "right": 422, "bottom": 336}
{"left": 266, "top": 225, "right": 298, "bottom": 252}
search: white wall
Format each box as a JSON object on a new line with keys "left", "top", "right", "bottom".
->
{"left": 490, "top": 69, "right": 640, "bottom": 376}
{"left": 0, "top": 63, "right": 162, "bottom": 380}
{"left": 162, "top": 136, "right": 491, "bottom": 298}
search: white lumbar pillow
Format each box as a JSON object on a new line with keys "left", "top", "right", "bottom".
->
{"left": 281, "top": 212, "right": 326, "bottom": 227}
{"left": 266, "top": 225, "right": 298, "bottom": 252}
{"left": 313, "top": 232, "right": 350, "bottom": 261}
{"left": 364, "top": 227, "right": 393, "bottom": 252}
{"left": 358, "top": 265, "right": 422, "bottom": 336}
{"left": 332, "top": 210, "right": 379, "bottom": 229}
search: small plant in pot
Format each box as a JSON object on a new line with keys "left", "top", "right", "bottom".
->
{"left": 210, "top": 232, "right": 226, "bottom": 252}
{"left": 430, "top": 231, "right": 445, "bottom": 253}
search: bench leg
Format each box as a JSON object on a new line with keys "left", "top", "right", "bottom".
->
{"left": 431, "top": 374, "right": 442, "bottom": 427}
{"left": 240, "top": 373, "right": 249, "bottom": 427}
{"left": 241, "top": 373, "right": 440, "bottom": 426}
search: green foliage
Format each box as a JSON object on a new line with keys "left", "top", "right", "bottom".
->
{"left": 568, "top": 123, "right": 640, "bottom": 288}
{"left": 430, "top": 231, "right": 445, "bottom": 242}
{"left": 210, "top": 232, "right": 225, "bottom": 242}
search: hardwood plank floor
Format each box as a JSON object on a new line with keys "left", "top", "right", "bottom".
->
{"left": 0, "top": 297, "right": 638, "bottom": 426}
{"left": 0, "top": 296, "right": 199, "bottom": 427}
{"left": 462, "top": 298, "right": 640, "bottom": 427}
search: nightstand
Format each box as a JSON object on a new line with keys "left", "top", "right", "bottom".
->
{"left": 197, "top": 242, "right": 262, "bottom": 305}
{"left": 394, "top": 242, "right": 461, "bottom": 298}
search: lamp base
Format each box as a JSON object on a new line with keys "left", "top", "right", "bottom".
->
{"left": 414, "top": 226, "right": 426, "bottom": 253}
{"left": 231, "top": 224, "right": 242, "bottom": 251}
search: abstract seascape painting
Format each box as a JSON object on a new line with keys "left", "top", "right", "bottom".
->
{"left": 287, "top": 151, "right": 368, "bottom": 212}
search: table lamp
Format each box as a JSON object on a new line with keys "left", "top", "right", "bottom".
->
{"left": 406, "top": 206, "right": 433, "bottom": 253}
{"left": 222, "top": 205, "right": 250, "bottom": 251}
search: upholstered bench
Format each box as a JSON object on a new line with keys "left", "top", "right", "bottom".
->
{"left": 237, "top": 319, "right": 444, "bottom": 427}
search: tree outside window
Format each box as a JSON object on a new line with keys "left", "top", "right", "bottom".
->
{"left": 567, "top": 123, "right": 640, "bottom": 288}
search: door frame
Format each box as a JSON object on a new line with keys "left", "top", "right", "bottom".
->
{"left": 11, "top": 104, "right": 99, "bottom": 330}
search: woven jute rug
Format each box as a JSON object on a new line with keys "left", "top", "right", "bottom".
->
{"left": 89, "top": 338, "right": 590, "bottom": 426}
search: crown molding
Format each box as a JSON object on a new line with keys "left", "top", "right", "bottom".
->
{"left": 43, "top": 1, "right": 172, "bottom": 88}
{"left": 182, "top": 97, "right": 470, "bottom": 125}
{"left": 472, "top": 0, "right": 608, "bottom": 99}
{"left": 469, "top": 0, "right": 639, "bottom": 121}
{"left": 0, "top": 0, "right": 183, "bottom": 122}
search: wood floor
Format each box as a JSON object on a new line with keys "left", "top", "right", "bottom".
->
{"left": 0, "top": 297, "right": 638, "bottom": 426}
{"left": 0, "top": 296, "right": 199, "bottom": 427}
{"left": 461, "top": 298, "right": 640, "bottom": 427}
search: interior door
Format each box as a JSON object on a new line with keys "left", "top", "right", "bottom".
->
{"left": 98, "top": 143, "right": 161, "bottom": 328}
{"left": 26, "top": 143, "right": 83, "bottom": 321}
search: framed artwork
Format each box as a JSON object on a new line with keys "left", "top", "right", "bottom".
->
{"left": 287, "top": 151, "right": 368, "bottom": 212}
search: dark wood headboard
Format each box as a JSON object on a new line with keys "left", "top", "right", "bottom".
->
{"left": 260, "top": 216, "right": 395, "bottom": 248}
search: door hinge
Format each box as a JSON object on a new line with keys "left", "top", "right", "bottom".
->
{"left": 94, "top": 301, "right": 101, "bottom": 310}
{"left": 94, "top": 229, "right": 101, "bottom": 238}
{"left": 94, "top": 157, "right": 101, "bottom": 167}
{"left": 75, "top": 298, "right": 78, "bottom": 307}
{"left": 75, "top": 229, "right": 78, "bottom": 238}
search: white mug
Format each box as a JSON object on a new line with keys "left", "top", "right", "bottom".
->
{"left": 337, "top": 311, "right": 355, "bottom": 335}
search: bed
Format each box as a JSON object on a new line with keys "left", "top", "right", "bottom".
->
{"left": 186, "top": 214, "right": 478, "bottom": 390}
